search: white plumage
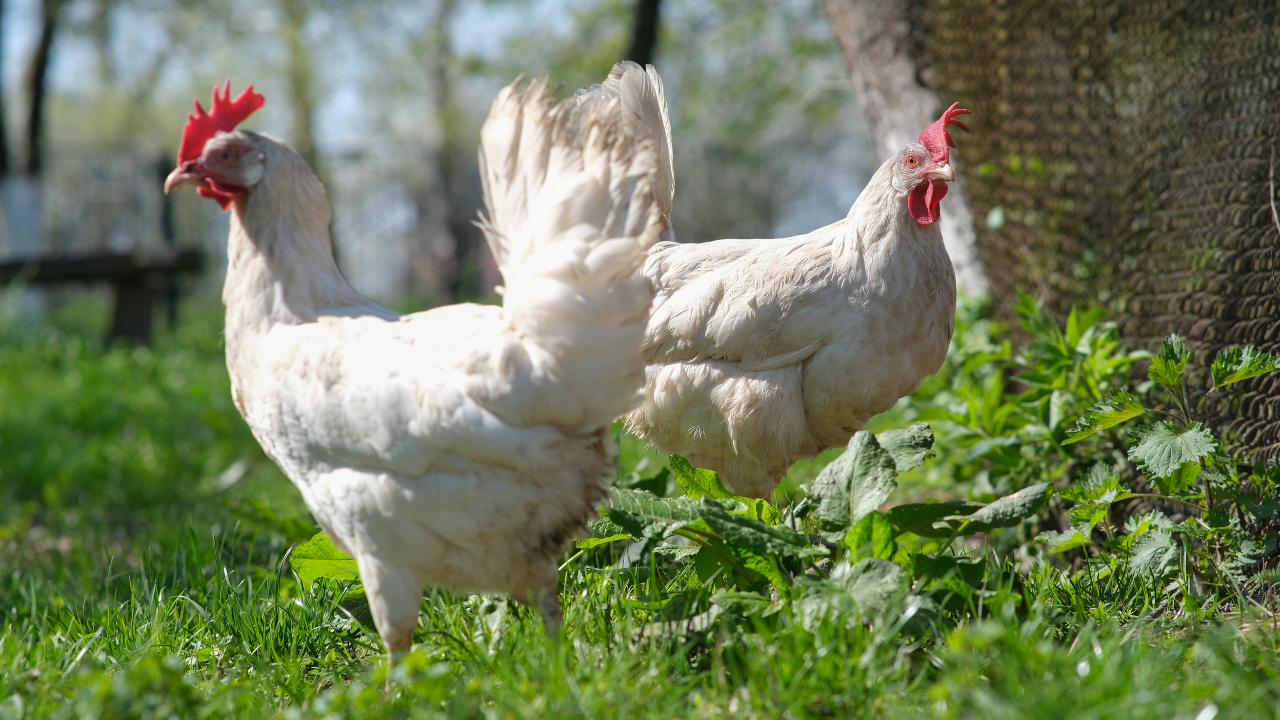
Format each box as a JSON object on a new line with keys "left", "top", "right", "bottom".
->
{"left": 592, "top": 62, "right": 961, "bottom": 499}
{"left": 164, "top": 79, "right": 662, "bottom": 657}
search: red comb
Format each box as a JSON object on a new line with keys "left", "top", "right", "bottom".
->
{"left": 177, "top": 81, "right": 265, "bottom": 165}
{"left": 918, "top": 102, "right": 971, "bottom": 165}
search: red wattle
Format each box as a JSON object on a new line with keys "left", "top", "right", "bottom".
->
{"left": 908, "top": 179, "right": 950, "bottom": 226}
{"left": 929, "top": 180, "right": 949, "bottom": 223}
{"left": 198, "top": 178, "right": 245, "bottom": 210}
{"left": 908, "top": 182, "right": 933, "bottom": 225}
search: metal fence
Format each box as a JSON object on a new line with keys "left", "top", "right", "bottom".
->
{"left": 926, "top": 0, "right": 1280, "bottom": 458}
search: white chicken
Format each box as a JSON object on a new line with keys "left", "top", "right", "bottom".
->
{"left": 592, "top": 62, "right": 965, "bottom": 499}
{"left": 164, "top": 80, "right": 663, "bottom": 657}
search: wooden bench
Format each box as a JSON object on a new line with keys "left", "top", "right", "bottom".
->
{"left": 0, "top": 249, "right": 204, "bottom": 345}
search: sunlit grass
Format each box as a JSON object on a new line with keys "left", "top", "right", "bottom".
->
{"left": 4, "top": 298, "right": 1280, "bottom": 718}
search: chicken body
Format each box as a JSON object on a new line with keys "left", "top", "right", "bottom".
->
{"left": 597, "top": 63, "right": 960, "bottom": 499}
{"left": 165, "top": 81, "right": 662, "bottom": 656}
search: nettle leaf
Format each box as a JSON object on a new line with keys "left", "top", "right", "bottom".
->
{"left": 1154, "top": 460, "right": 1201, "bottom": 495}
{"left": 669, "top": 455, "right": 734, "bottom": 500}
{"left": 886, "top": 501, "right": 983, "bottom": 538}
{"left": 1148, "top": 334, "right": 1190, "bottom": 400}
{"left": 936, "top": 483, "right": 1052, "bottom": 536}
{"left": 1068, "top": 502, "right": 1110, "bottom": 528}
{"left": 1233, "top": 534, "right": 1278, "bottom": 567}
{"left": 845, "top": 511, "right": 896, "bottom": 562}
{"left": 1212, "top": 345, "right": 1280, "bottom": 388}
{"left": 1037, "top": 525, "right": 1093, "bottom": 553}
{"left": 1129, "top": 529, "right": 1176, "bottom": 576}
{"left": 809, "top": 431, "right": 898, "bottom": 538}
{"left": 1128, "top": 422, "right": 1216, "bottom": 480}
{"left": 289, "top": 532, "right": 360, "bottom": 588}
{"left": 1123, "top": 511, "right": 1173, "bottom": 537}
{"left": 1063, "top": 389, "right": 1148, "bottom": 444}
{"left": 874, "top": 422, "right": 935, "bottom": 473}
{"left": 607, "top": 488, "right": 702, "bottom": 539}
{"left": 1060, "top": 464, "right": 1131, "bottom": 503}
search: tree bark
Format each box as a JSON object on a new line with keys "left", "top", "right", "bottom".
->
{"left": 0, "top": 0, "right": 9, "bottom": 177}
{"left": 822, "top": 0, "right": 986, "bottom": 293}
{"left": 280, "top": 0, "right": 319, "bottom": 173}
{"left": 429, "top": 0, "right": 486, "bottom": 302}
{"left": 24, "top": 0, "right": 63, "bottom": 176}
{"left": 626, "top": 0, "right": 662, "bottom": 68}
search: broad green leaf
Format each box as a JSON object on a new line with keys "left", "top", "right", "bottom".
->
{"left": 1233, "top": 534, "right": 1278, "bottom": 567}
{"left": 1123, "top": 511, "right": 1173, "bottom": 537}
{"left": 1128, "top": 422, "right": 1216, "bottom": 480}
{"left": 911, "top": 555, "right": 985, "bottom": 587}
{"left": 575, "top": 534, "right": 632, "bottom": 550}
{"left": 1242, "top": 496, "right": 1280, "bottom": 520}
{"left": 1036, "top": 526, "right": 1092, "bottom": 553}
{"left": 607, "top": 488, "right": 702, "bottom": 539}
{"left": 1129, "top": 529, "right": 1176, "bottom": 576}
{"left": 832, "top": 559, "right": 907, "bottom": 617}
{"left": 1063, "top": 390, "right": 1148, "bottom": 444}
{"left": 1068, "top": 502, "right": 1110, "bottom": 528}
{"left": 698, "top": 500, "right": 822, "bottom": 559}
{"left": 654, "top": 544, "right": 701, "bottom": 561}
{"left": 937, "top": 483, "right": 1052, "bottom": 535}
{"left": 738, "top": 549, "right": 790, "bottom": 591}
{"left": 588, "top": 516, "right": 630, "bottom": 540}
{"left": 1212, "top": 345, "right": 1280, "bottom": 388}
{"left": 1148, "top": 334, "right": 1190, "bottom": 402}
{"left": 1059, "top": 463, "right": 1129, "bottom": 503}
{"left": 710, "top": 591, "right": 778, "bottom": 618}
{"left": 670, "top": 455, "right": 782, "bottom": 525}
{"left": 1154, "top": 460, "right": 1201, "bottom": 495}
{"left": 669, "top": 455, "right": 734, "bottom": 500}
{"left": 874, "top": 422, "right": 935, "bottom": 472}
{"left": 737, "top": 497, "right": 784, "bottom": 526}
{"left": 289, "top": 532, "right": 360, "bottom": 588}
{"left": 809, "top": 431, "right": 898, "bottom": 538}
{"left": 885, "top": 501, "right": 983, "bottom": 538}
{"left": 1060, "top": 465, "right": 1133, "bottom": 521}
{"left": 845, "top": 511, "right": 896, "bottom": 562}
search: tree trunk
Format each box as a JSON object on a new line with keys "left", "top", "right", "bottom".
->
{"left": 429, "top": 0, "right": 487, "bottom": 302}
{"left": 0, "top": 0, "right": 9, "bottom": 177}
{"left": 626, "top": 0, "right": 662, "bottom": 67}
{"left": 24, "top": 0, "right": 62, "bottom": 176}
{"left": 280, "top": 0, "right": 319, "bottom": 174}
{"left": 822, "top": 0, "right": 986, "bottom": 294}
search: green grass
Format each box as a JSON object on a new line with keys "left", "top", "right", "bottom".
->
{"left": 4, "top": 296, "right": 1280, "bottom": 718}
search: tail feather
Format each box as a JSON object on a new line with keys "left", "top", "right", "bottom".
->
{"left": 478, "top": 77, "right": 663, "bottom": 429}
{"left": 573, "top": 61, "right": 675, "bottom": 243}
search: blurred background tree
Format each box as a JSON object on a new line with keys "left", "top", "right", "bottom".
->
{"left": 0, "top": 0, "right": 883, "bottom": 310}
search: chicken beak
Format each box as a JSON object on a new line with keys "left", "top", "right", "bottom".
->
{"left": 164, "top": 163, "right": 207, "bottom": 194}
{"left": 928, "top": 164, "right": 955, "bottom": 182}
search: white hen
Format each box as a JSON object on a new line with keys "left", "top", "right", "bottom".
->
{"left": 586, "top": 62, "right": 963, "bottom": 499}
{"left": 163, "top": 80, "right": 663, "bottom": 657}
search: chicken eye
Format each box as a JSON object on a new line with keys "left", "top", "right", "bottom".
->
{"left": 220, "top": 149, "right": 232, "bottom": 161}
{"left": 906, "top": 156, "right": 917, "bottom": 166}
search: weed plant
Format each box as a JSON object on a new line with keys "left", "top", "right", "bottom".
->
{"left": 4, "top": 295, "right": 1280, "bottom": 718}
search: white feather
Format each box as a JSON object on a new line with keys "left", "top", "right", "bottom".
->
{"left": 599, "top": 64, "right": 959, "bottom": 499}
{"left": 211, "top": 78, "right": 662, "bottom": 656}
